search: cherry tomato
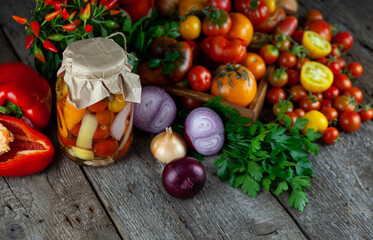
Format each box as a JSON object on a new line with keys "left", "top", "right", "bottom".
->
{"left": 359, "top": 107, "right": 373, "bottom": 121}
{"left": 299, "top": 94, "right": 321, "bottom": 112}
{"left": 320, "top": 99, "right": 332, "bottom": 111}
{"left": 269, "top": 68, "right": 288, "bottom": 87}
{"left": 333, "top": 95, "right": 357, "bottom": 113}
{"left": 289, "top": 84, "right": 307, "bottom": 103}
{"left": 295, "top": 57, "right": 310, "bottom": 73}
{"left": 304, "top": 19, "right": 332, "bottom": 42}
{"left": 272, "top": 36, "right": 291, "bottom": 52}
{"left": 185, "top": 40, "right": 199, "bottom": 59}
{"left": 337, "top": 57, "right": 346, "bottom": 69}
{"left": 202, "top": 9, "right": 232, "bottom": 37}
{"left": 259, "top": 44, "right": 279, "bottom": 64}
{"left": 347, "top": 62, "right": 363, "bottom": 78}
{"left": 339, "top": 111, "right": 361, "bottom": 132}
{"left": 273, "top": 100, "right": 294, "bottom": 117}
{"left": 93, "top": 137, "right": 118, "bottom": 157}
{"left": 243, "top": 52, "right": 266, "bottom": 81}
{"left": 302, "top": 110, "right": 328, "bottom": 134}
{"left": 267, "top": 87, "right": 286, "bottom": 106}
{"left": 286, "top": 69, "right": 300, "bottom": 87}
{"left": 284, "top": 112, "right": 298, "bottom": 126}
{"left": 292, "top": 30, "right": 304, "bottom": 44}
{"left": 327, "top": 59, "right": 341, "bottom": 75}
{"left": 323, "top": 86, "right": 340, "bottom": 100}
{"left": 330, "top": 44, "right": 341, "bottom": 58}
{"left": 294, "top": 108, "right": 305, "bottom": 117}
{"left": 208, "top": 0, "right": 232, "bottom": 12}
{"left": 179, "top": 15, "right": 201, "bottom": 40}
{"left": 332, "top": 32, "right": 354, "bottom": 51}
{"left": 333, "top": 73, "right": 352, "bottom": 92}
{"left": 305, "top": 10, "right": 323, "bottom": 21}
{"left": 322, "top": 127, "right": 339, "bottom": 145}
{"left": 187, "top": 66, "right": 212, "bottom": 92}
{"left": 235, "top": 0, "right": 269, "bottom": 25}
{"left": 321, "top": 107, "right": 338, "bottom": 122}
{"left": 182, "top": 97, "right": 204, "bottom": 110}
{"left": 273, "top": 16, "right": 298, "bottom": 37}
{"left": 343, "top": 87, "right": 363, "bottom": 103}
{"left": 278, "top": 52, "right": 297, "bottom": 68}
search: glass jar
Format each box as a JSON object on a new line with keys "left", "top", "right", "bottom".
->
{"left": 56, "top": 36, "right": 141, "bottom": 166}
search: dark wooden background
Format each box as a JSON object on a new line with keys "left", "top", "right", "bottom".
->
{"left": 0, "top": 0, "right": 373, "bottom": 239}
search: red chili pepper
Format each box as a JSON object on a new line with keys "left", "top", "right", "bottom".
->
{"left": 69, "top": 10, "right": 77, "bottom": 20}
{"left": 100, "top": 0, "right": 118, "bottom": 10}
{"left": 90, "top": 0, "right": 97, "bottom": 4}
{"left": 33, "top": 45, "right": 46, "bottom": 63}
{"left": 25, "top": 35, "right": 34, "bottom": 49}
{"left": 81, "top": 3, "right": 91, "bottom": 20}
{"left": 45, "top": 0, "right": 52, "bottom": 6}
{"left": 43, "top": 40, "right": 58, "bottom": 53}
{"left": 84, "top": 24, "right": 93, "bottom": 33}
{"left": 12, "top": 15, "right": 27, "bottom": 24}
{"left": 0, "top": 116, "right": 54, "bottom": 177}
{"left": 110, "top": 10, "right": 120, "bottom": 15}
{"left": 30, "top": 21, "right": 40, "bottom": 38}
{"left": 62, "top": 0, "right": 68, "bottom": 4}
{"left": 45, "top": 11, "right": 60, "bottom": 21}
{"left": 62, "top": 23, "right": 77, "bottom": 31}
{"left": 73, "top": 19, "right": 82, "bottom": 26}
{"left": 52, "top": 1, "right": 63, "bottom": 11}
{"left": 0, "top": 62, "right": 52, "bottom": 131}
{"left": 62, "top": 8, "right": 69, "bottom": 20}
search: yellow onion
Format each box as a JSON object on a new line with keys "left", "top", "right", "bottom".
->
{"left": 150, "top": 127, "right": 187, "bottom": 164}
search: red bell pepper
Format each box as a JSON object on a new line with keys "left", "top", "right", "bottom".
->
{"left": 0, "top": 116, "right": 54, "bottom": 177}
{"left": 0, "top": 62, "right": 52, "bottom": 131}
{"left": 200, "top": 35, "right": 247, "bottom": 64}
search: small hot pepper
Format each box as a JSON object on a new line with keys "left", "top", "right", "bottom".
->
{"left": 43, "top": 40, "right": 58, "bottom": 53}
{"left": 12, "top": 15, "right": 27, "bottom": 24}
{"left": 48, "top": 34, "right": 64, "bottom": 41}
{"left": 0, "top": 62, "right": 52, "bottom": 131}
{"left": 30, "top": 21, "right": 40, "bottom": 38}
{"left": 110, "top": 10, "right": 120, "bottom": 15}
{"left": 33, "top": 45, "right": 46, "bottom": 63}
{"left": 25, "top": 35, "right": 34, "bottom": 49}
{"left": 68, "top": 10, "right": 77, "bottom": 20}
{"left": 80, "top": 3, "right": 91, "bottom": 20}
{"left": 52, "top": 0, "right": 63, "bottom": 11}
{"left": 0, "top": 116, "right": 54, "bottom": 177}
{"left": 62, "top": 8, "right": 69, "bottom": 20}
{"left": 62, "top": 23, "right": 77, "bottom": 31}
{"left": 45, "top": 11, "right": 60, "bottom": 21}
{"left": 84, "top": 24, "right": 93, "bottom": 33}
{"left": 105, "top": 20, "right": 119, "bottom": 29}
{"left": 100, "top": 0, "right": 118, "bottom": 10}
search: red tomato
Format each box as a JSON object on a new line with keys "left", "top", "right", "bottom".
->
{"left": 359, "top": 107, "right": 373, "bottom": 121}
{"left": 208, "top": 0, "right": 232, "bottom": 12}
{"left": 323, "top": 86, "right": 340, "bottom": 100}
{"left": 286, "top": 69, "right": 300, "bottom": 87}
{"left": 339, "top": 111, "right": 361, "bottom": 132}
{"left": 272, "top": 37, "right": 291, "bottom": 52}
{"left": 259, "top": 44, "right": 279, "bottom": 64}
{"left": 321, "top": 107, "right": 338, "bottom": 122}
{"left": 295, "top": 57, "right": 310, "bottom": 72}
{"left": 343, "top": 87, "right": 363, "bottom": 103}
{"left": 333, "top": 73, "right": 352, "bottom": 92}
{"left": 185, "top": 40, "right": 199, "bottom": 60}
{"left": 121, "top": 0, "right": 154, "bottom": 22}
{"left": 304, "top": 19, "right": 332, "bottom": 42}
{"left": 255, "top": 6, "right": 286, "bottom": 33}
{"left": 187, "top": 66, "right": 212, "bottom": 92}
{"left": 267, "top": 87, "right": 286, "bottom": 106}
{"left": 327, "top": 60, "right": 342, "bottom": 75}
{"left": 235, "top": 0, "right": 269, "bottom": 25}
{"left": 320, "top": 99, "right": 332, "bottom": 111}
{"left": 299, "top": 94, "right": 321, "bottom": 112}
{"left": 291, "top": 30, "right": 304, "bottom": 44}
{"left": 330, "top": 44, "right": 341, "bottom": 57}
{"left": 322, "top": 127, "right": 339, "bottom": 145}
{"left": 273, "top": 100, "right": 294, "bottom": 117}
{"left": 289, "top": 84, "right": 307, "bottom": 103}
{"left": 278, "top": 52, "right": 297, "bottom": 68}
{"left": 269, "top": 68, "right": 288, "bottom": 87}
{"left": 284, "top": 112, "right": 298, "bottom": 126}
{"left": 332, "top": 32, "right": 354, "bottom": 51}
{"left": 333, "top": 95, "right": 357, "bottom": 113}
{"left": 202, "top": 9, "right": 232, "bottom": 37}
{"left": 294, "top": 108, "right": 305, "bottom": 117}
{"left": 93, "top": 137, "right": 118, "bottom": 157}
{"left": 273, "top": 16, "right": 298, "bottom": 36}
{"left": 305, "top": 10, "right": 323, "bottom": 21}
{"left": 337, "top": 57, "right": 346, "bottom": 69}
{"left": 347, "top": 62, "right": 363, "bottom": 78}
{"left": 182, "top": 97, "right": 204, "bottom": 110}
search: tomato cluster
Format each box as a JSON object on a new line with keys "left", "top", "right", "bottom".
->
{"left": 263, "top": 9, "right": 371, "bottom": 145}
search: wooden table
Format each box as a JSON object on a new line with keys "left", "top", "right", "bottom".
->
{"left": 1, "top": 0, "right": 373, "bottom": 239}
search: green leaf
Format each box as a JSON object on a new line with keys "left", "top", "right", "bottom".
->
{"left": 164, "top": 51, "right": 180, "bottom": 62}
{"left": 135, "top": 29, "right": 145, "bottom": 52}
{"left": 289, "top": 149, "right": 309, "bottom": 162}
{"left": 295, "top": 159, "right": 314, "bottom": 177}
{"left": 232, "top": 174, "right": 245, "bottom": 188}
{"left": 216, "top": 156, "right": 229, "bottom": 181}
{"left": 262, "top": 176, "right": 272, "bottom": 191}
{"left": 274, "top": 181, "right": 288, "bottom": 196}
{"left": 149, "top": 58, "right": 161, "bottom": 68}
{"left": 162, "top": 63, "right": 175, "bottom": 74}
{"left": 288, "top": 189, "right": 309, "bottom": 212}
{"left": 122, "top": 17, "right": 132, "bottom": 33}
{"left": 290, "top": 176, "right": 311, "bottom": 190}
{"left": 241, "top": 174, "right": 260, "bottom": 198}
{"left": 246, "top": 161, "right": 263, "bottom": 182}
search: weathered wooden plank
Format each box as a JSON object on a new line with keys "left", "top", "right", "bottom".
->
{"left": 0, "top": 5, "right": 121, "bottom": 239}
{"left": 83, "top": 130, "right": 307, "bottom": 240}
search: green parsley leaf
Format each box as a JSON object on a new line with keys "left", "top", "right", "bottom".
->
{"left": 288, "top": 189, "right": 309, "bottom": 212}
{"left": 274, "top": 181, "right": 289, "bottom": 196}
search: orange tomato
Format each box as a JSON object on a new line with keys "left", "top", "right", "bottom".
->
{"left": 211, "top": 64, "right": 257, "bottom": 107}
{"left": 242, "top": 52, "right": 266, "bottom": 81}
{"left": 93, "top": 137, "right": 117, "bottom": 158}
{"left": 96, "top": 110, "right": 114, "bottom": 125}
{"left": 88, "top": 99, "right": 108, "bottom": 112}
{"left": 227, "top": 12, "right": 253, "bottom": 46}
{"left": 58, "top": 131, "right": 76, "bottom": 147}
{"left": 93, "top": 124, "right": 110, "bottom": 140}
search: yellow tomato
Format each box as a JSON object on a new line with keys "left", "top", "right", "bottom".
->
{"left": 302, "top": 110, "right": 328, "bottom": 134}
{"left": 108, "top": 94, "right": 126, "bottom": 113}
{"left": 302, "top": 30, "right": 331, "bottom": 59}
{"left": 300, "top": 61, "right": 333, "bottom": 93}
{"left": 179, "top": 15, "right": 201, "bottom": 40}
{"left": 227, "top": 12, "right": 253, "bottom": 46}
{"left": 263, "top": 0, "right": 276, "bottom": 12}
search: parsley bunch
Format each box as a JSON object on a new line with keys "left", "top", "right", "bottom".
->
{"left": 204, "top": 98, "right": 321, "bottom": 211}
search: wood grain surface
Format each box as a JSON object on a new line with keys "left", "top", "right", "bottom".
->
{"left": 0, "top": 0, "right": 373, "bottom": 239}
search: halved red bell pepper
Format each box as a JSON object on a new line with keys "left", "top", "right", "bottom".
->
{"left": 0, "top": 115, "right": 54, "bottom": 177}
{"left": 0, "top": 62, "right": 52, "bottom": 131}
{"left": 200, "top": 35, "right": 247, "bottom": 64}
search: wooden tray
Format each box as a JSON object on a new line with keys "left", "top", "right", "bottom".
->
{"left": 163, "top": 65, "right": 274, "bottom": 122}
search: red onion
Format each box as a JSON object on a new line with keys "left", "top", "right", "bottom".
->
{"left": 134, "top": 86, "right": 177, "bottom": 133}
{"left": 184, "top": 107, "right": 225, "bottom": 156}
{"left": 162, "top": 157, "right": 206, "bottom": 199}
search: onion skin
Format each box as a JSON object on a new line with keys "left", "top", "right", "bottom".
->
{"left": 151, "top": 127, "right": 187, "bottom": 164}
{"left": 184, "top": 107, "right": 224, "bottom": 156}
{"left": 162, "top": 157, "right": 206, "bottom": 199}
{"left": 155, "top": 0, "right": 181, "bottom": 17}
{"left": 134, "top": 86, "right": 177, "bottom": 133}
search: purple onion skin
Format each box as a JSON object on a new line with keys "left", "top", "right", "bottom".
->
{"left": 134, "top": 86, "right": 177, "bottom": 133}
{"left": 184, "top": 107, "right": 225, "bottom": 156}
{"left": 162, "top": 157, "right": 206, "bottom": 199}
